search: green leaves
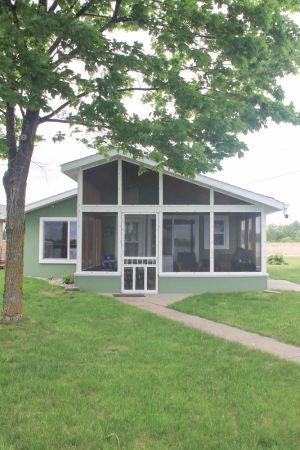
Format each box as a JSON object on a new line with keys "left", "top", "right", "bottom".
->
{"left": 0, "top": 0, "right": 300, "bottom": 175}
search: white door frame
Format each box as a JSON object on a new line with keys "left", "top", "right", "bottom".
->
{"left": 121, "top": 212, "right": 158, "bottom": 293}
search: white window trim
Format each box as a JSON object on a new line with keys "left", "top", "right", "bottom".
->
{"left": 204, "top": 215, "right": 229, "bottom": 250}
{"left": 39, "top": 217, "right": 77, "bottom": 264}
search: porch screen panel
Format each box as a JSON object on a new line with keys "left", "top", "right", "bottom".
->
{"left": 82, "top": 212, "right": 118, "bottom": 271}
{"left": 83, "top": 161, "right": 118, "bottom": 205}
{"left": 122, "top": 161, "right": 159, "bottom": 204}
{"left": 214, "top": 191, "right": 251, "bottom": 205}
{"left": 162, "top": 213, "right": 210, "bottom": 272}
{"left": 214, "top": 213, "right": 261, "bottom": 272}
{"left": 124, "top": 214, "right": 156, "bottom": 257}
{"left": 163, "top": 175, "right": 210, "bottom": 205}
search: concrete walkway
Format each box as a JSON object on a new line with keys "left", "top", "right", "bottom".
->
{"left": 268, "top": 278, "right": 300, "bottom": 291}
{"left": 114, "top": 293, "right": 300, "bottom": 364}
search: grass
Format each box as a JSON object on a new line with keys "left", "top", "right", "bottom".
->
{"left": 0, "top": 274, "right": 300, "bottom": 449}
{"left": 268, "top": 256, "right": 300, "bottom": 284}
{"left": 170, "top": 290, "right": 300, "bottom": 346}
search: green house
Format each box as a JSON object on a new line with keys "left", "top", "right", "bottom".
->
{"left": 24, "top": 152, "right": 287, "bottom": 293}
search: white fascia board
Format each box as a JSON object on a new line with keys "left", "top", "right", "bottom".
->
{"left": 60, "top": 150, "right": 286, "bottom": 212}
{"left": 193, "top": 174, "right": 287, "bottom": 212}
{"left": 25, "top": 188, "right": 78, "bottom": 213}
{"left": 61, "top": 151, "right": 119, "bottom": 180}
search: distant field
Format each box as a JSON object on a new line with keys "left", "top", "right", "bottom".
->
{"left": 267, "top": 242, "right": 300, "bottom": 256}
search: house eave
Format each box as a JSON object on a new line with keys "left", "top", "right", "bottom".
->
{"left": 25, "top": 188, "right": 78, "bottom": 213}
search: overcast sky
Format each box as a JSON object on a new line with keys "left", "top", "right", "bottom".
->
{"left": 0, "top": 15, "right": 299, "bottom": 226}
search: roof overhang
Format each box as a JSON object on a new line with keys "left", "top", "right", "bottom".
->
{"left": 25, "top": 188, "right": 78, "bottom": 213}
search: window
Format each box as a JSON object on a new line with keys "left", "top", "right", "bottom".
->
{"left": 204, "top": 215, "right": 229, "bottom": 250}
{"left": 214, "top": 216, "right": 229, "bottom": 249}
{"left": 82, "top": 213, "right": 118, "bottom": 272}
{"left": 41, "top": 218, "right": 77, "bottom": 263}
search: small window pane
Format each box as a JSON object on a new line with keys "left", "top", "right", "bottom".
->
{"left": 44, "top": 221, "right": 68, "bottom": 259}
{"left": 122, "top": 161, "right": 159, "bottom": 204}
{"left": 147, "top": 267, "right": 156, "bottom": 290}
{"left": 135, "top": 267, "right": 145, "bottom": 290}
{"left": 214, "top": 234, "right": 224, "bottom": 246}
{"left": 124, "top": 268, "right": 133, "bottom": 290}
{"left": 163, "top": 175, "right": 210, "bottom": 205}
{"left": 83, "top": 161, "right": 118, "bottom": 205}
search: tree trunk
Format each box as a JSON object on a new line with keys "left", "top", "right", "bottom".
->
{"left": 2, "top": 110, "right": 39, "bottom": 321}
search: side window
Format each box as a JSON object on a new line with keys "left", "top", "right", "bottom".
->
{"left": 204, "top": 216, "right": 229, "bottom": 250}
{"left": 41, "top": 219, "right": 77, "bottom": 262}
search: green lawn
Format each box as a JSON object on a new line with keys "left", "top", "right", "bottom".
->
{"left": 1, "top": 275, "right": 300, "bottom": 449}
{"left": 268, "top": 256, "right": 300, "bottom": 284}
{"left": 170, "top": 290, "right": 300, "bottom": 346}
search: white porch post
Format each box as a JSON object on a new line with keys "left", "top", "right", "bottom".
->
{"left": 209, "top": 211, "right": 214, "bottom": 272}
{"left": 158, "top": 172, "right": 163, "bottom": 277}
{"left": 76, "top": 169, "right": 83, "bottom": 274}
{"left": 261, "top": 211, "right": 267, "bottom": 273}
{"left": 118, "top": 158, "right": 122, "bottom": 205}
{"left": 209, "top": 190, "right": 214, "bottom": 272}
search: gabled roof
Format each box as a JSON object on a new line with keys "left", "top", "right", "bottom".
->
{"left": 25, "top": 188, "right": 77, "bottom": 213}
{"left": 61, "top": 151, "right": 287, "bottom": 213}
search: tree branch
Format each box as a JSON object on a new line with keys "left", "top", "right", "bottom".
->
{"left": 39, "top": 92, "right": 88, "bottom": 123}
{"left": 4, "top": 0, "right": 20, "bottom": 28}
{"left": 100, "top": 0, "right": 123, "bottom": 33}
{"left": 48, "top": 0, "right": 59, "bottom": 13}
{"left": 117, "top": 87, "right": 160, "bottom": 92}
{"left": 47, "top": 1, "right": 94, "bottom": 56}
{"left": 100, "top": 16, "right": 146, "bottom": 32}
{"left": 75, "top": 0, "right": 95, "bottom": 18}
{"left": 40, "top": 118, "right": 89, "bottom": 127}
{"left": 39, "top": 0, "right": 48, "bottom": 10}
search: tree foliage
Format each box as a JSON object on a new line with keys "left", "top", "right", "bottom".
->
{"left": 1, "top": 0, "right": 300, "bottom": 175}
{"left": 267, "top": 221, "right": 300, "bottom": 242}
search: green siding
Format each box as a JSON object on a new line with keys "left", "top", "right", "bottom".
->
{"left": 76, "top": 275, "right": 121, "bottom": 293}
{"left": 159, "top": 276, "right": 267, "bottom": 293}
{"left": 24, "top": 196, "right": 77, "bottom": 278}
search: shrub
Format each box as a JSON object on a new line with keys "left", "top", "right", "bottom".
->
{"left": 62, "top": 273, "right": 75, "bottom": 285}
{"left": 267, "top": 254, "right": 287, "bottom": 265}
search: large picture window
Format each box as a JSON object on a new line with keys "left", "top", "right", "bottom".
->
{"left": 41, "top": 218, "right": 77, "bottom": 262}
